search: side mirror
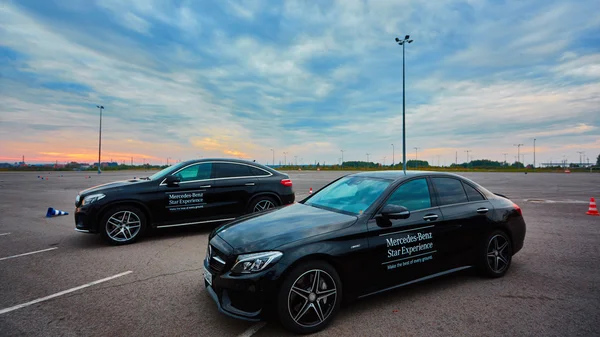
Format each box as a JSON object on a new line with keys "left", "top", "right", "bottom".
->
{"left": 380, "top": 204, "right": 410, "bottom": 220}
{"left": 165, "top": 175, "right": 181, "bottom": 187}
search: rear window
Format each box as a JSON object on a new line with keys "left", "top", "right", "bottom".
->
{"left": 214, "top": 163, "right": 251, "bottom": 179}
{"left": 249, "top": 166, "right": 270, "bottom": 176}
{"left": 463, "top": 183, "right": 485, "bottom": 201}
{"left": 432, "top": 177, "right": 468, "bottom": 206}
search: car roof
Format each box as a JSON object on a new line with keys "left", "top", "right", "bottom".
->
{"left": 179, "top": 158, "right": 264, "bottom": 165}
{"left": 350, "top": 170, "right": 470, "bottom": 182}
{"left": 176, "top": 158, "right": 278, "bottom": 173}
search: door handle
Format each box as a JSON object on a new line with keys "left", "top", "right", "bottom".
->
{"left": 476, "top": 207, "right": 489, "bottom": 214}
{"left": 199, "top": 185, "right": 211, "bottom": 188}
{"left": 245, "top": 183, "right": 255, "bottom": 186}
{"left": 423, "top": 214, "right": 438, "bottom": 221}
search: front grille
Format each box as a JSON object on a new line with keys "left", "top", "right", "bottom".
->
{"left": 208, "top": 245, "right": 227, "bottom": 273}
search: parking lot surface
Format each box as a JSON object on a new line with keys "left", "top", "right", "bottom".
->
{"left": 0, "top": 170, "right": 599, "bottom": 336}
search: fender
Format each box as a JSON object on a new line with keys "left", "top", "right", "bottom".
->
{"left": 98, "top": 199, "right": 154, "bottom": 225}
{"left": 246, "top": 192, "right": 282, "bottom": 207}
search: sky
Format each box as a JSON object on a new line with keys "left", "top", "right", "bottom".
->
{"left": 1, "top": 0, "right": 599, "bottom": 166}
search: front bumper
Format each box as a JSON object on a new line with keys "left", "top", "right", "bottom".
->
{"left": 74, "top": 204, "right": 101, "bottom": 233}
{"left": 203, "top": 258, "right": 275, "bottom": 321}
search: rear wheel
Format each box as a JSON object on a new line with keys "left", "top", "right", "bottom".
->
{"left": 247, "top": 196, "right": 278, "bottom": 213}
{"left": 479, "top": 230, "right": 512, "bottom": 278}
{"left": 277, "top": 261, "right": 342, "bottom": 334}
{"left": 100, "top": 206, "right": 146, "bottom": 245}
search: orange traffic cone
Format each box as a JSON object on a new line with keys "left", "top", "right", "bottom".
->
{"left": 586, "top": 197, "right": 599, "bottom": 216}
{"left": 309, "top": 188, "right": 313, "bottom": 194}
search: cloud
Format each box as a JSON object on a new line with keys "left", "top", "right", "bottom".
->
{"left": 0, "top": 0, "right": 599, "bottom": 166}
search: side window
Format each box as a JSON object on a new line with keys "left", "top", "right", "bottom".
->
{"left": 174, "top": 163, "right": 212, "bottom": 182}
{"left": 432, "top": 178, "right": 468, "bottom": 205}
{"left": 249, "top": 166, "right": 270, "bottom": 176}
{"left": 386, "top": 178, "right": 431, "bottom": 211}
{"left": 463, "top": 183, "right": 484, "bottom": 201}
{"left": 214, "top": 163, "right": 251, "bottom": 179}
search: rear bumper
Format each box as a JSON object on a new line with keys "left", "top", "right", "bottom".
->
{"left": 281, "top": 192, "right": 295, "bottom": 205}
{"left": 509, "top": 216, "right": 526, "bottom": 255}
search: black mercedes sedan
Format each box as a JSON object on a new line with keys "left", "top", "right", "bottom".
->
{"left": 74, "top": 159, "right": 294, "bottom": 245}
{"left": 204, "top": 171, "right": 526, "bottom": 334}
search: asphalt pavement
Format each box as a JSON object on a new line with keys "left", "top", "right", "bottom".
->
{"left": 0, "top": 170, "right": 598, "bottom": 336}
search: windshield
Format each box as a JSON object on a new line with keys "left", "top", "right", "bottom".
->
{"left": 304, "top": 176, "right": 391, "bottom": 215}
{"left": 147, "top": 162, "right": 188, "bottom": 180}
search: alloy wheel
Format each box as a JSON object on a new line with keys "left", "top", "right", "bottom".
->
{"left": 253, "top": 200, "right": 275, "bottom": 212}
{"left": 486, "top": 234, "right": 510, "bottom": 273}
{"left": 288, "top": 269, "right": 337, "bottom": 328}
{"left": 106, "top": 211, "right": 142, "bottom": 242}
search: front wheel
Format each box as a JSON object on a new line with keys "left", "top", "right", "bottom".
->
{"left": 100, "top": 206, "right": 146, "bottom": 245}
{"left": 277, "top": 261, "right": 342, "bottom": 334}
{"left": 479, "top": 230, "right": 513, "bottom": 278}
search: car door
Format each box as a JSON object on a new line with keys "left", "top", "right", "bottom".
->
{"left": 429, "top": 176, "right": 495, "bottom": 269}
{"left": 365, "top": 178, "right": 443, "bottom": 293}
{"left": 210, "top": 162, "right": 259, "bottom": 218}
{"left": 152, "top": 162, "right": 218, "bottom": 226}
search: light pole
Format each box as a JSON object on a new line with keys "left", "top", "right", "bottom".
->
{"left": 414, "top": 147, "right": 420, "bottom": 169}
{"left": 577, "top": 151, "right": 585, "bottom": 167}
{"left": 294, "top": 156, "right": 298, "bottom": 166}
{"left": 366, "top": 153, "right": 370, "bottom": 163}
{"left": 514, "top": 144, "right": 523, "bottom": 164}
{"left": 465, "top": 150, "right": 471, "bottom": 168}
{"left": 271, "top": 149, "right": 274, "bottom": 166}
{"left": 96, "top": 105, "right": 104, "bottom": 174}
{"left": 503, "top": 153, "right": 508, "bottom": 165}
{"left": 340, "top": 150, "right": 345, "bottom": 168}
{"left": 533, "top": 139, "right": 536, "bottom": 169}
{"left": 395, "top": 35, "right": 413, "bottom": 175}
{"left": 391, "top": 144, "right": 394, "bottom": 167}
{"left": 283, "top": 152, "right": 288, "bottom": 166}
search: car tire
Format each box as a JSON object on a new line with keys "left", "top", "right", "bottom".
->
{"left": 478, "top": 230, "right": 513, "bottom": 278}
{"left": 247, "top": 196, "right": 278, "bottom": 213}
{"left": 276, "top": 260, "right": 342, "bottom": 334}
{"left": 100, "top": 205, "right": 146, "bottom": 245}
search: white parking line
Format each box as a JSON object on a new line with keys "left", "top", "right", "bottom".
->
{"left": 0, "top": 271, "right": 133, "bottom": 315}
{"left": 237, "top": 322, "right": 267, "bottom": 337}
{"left": 0, "top": 247, "right": 58, "bottom": 261}
{"left": 0, "top": 233, "right": 11, "bottom": 236}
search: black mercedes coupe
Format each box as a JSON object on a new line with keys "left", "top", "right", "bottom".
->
{"left": 203, "top": 171, "right": 526, "bottom": 334}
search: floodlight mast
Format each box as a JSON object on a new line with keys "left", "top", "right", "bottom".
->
{"left": 394, "top": 35, "right": 413, "bottom": 174}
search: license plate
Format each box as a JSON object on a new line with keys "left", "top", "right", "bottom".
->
{"left": 204, "top": 269, "right": 213, "bottom": 286}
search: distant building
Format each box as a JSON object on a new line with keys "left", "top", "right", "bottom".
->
{"left": 97, "top": 162, "right": 118, "bottom": 168}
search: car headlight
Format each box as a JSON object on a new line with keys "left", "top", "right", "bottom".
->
{"left": 75, "top": 194, "right": 81, "bottom": 205}
{"left": 231, "top": 251, "right": 283, "bottom": 274}
{"left": 82, "top": 193, "right": 106, "bottom": 205}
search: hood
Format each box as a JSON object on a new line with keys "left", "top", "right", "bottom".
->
{"left": 80, "top": 179, "right": 149, "bottom": 195}
{"left": 213, "top": 203, "right": 357, "bottom": 254}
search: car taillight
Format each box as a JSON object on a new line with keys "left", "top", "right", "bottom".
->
{"left": 513, "top": 203, "right": 522, "bottom": 216}
{"left": 280, "top": 179, "right": 293, "bottom": 187}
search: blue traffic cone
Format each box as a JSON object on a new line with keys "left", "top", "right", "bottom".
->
{"left": 46, "top": 207, "right": 69, "bottom": 217}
